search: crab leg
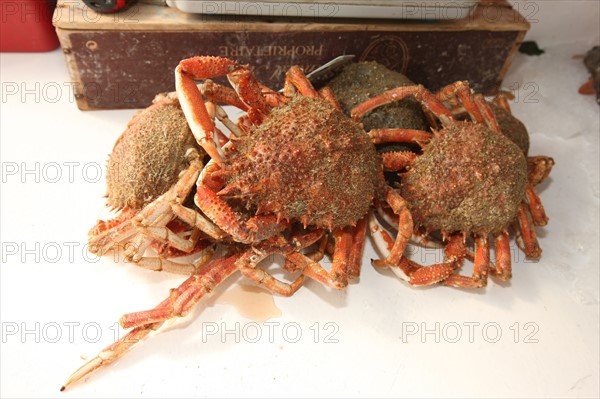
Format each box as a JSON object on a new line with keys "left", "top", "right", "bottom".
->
{"left": 226, "top": 68, "right": 272, "bottom": 124}
{"left": 443, "top": 235, "right": 490, "bottom": 288}
{"left": 368, "top": 209, "right": 395, "bottom": 252}
{"left": 283, "top": 229, "right": 328, "bottom": 273}
{"left": 410, "top": 231, "right": 445, "bottom": 249}
{"left": 514, "top": 202, "right": 542, "bottom": 258}
{"left": 284, "top": 66, "right": 319, "bottom": 98}
{"left": 348, "top": 218, "right": 367, "bottom": 280}
{"left": 371, "top": 188, "right": 413, "bottom": 268}
{"left": 194, "top": 184, "right": 286, "bottom": 244}
{"left": 351, "top": 84, "right": 453, "bottom": 127}
{"left": 212, "top": 102, "right": 245, "bottom": 137}
{"left": 527, "top": 155, "right": 555, "bottom": 187}
{"left": 120, "top": 252, "right": 243, "bottom": 329}
{"left": 381, "top": 151, "right": 417, "bottom": 171}
{"left": 287, "top": 227, "right": 353, "bottom": 289}
{"left": 204, "top": 101, "right": 230, "bottom": 147}
{"left": 124, "top": 213, "right": 173, "bottom": 263}
{"left": 407, "top": 233, "right": 466, "bottom": 286}
{"left": 525, "top": 185, "right": 549, "bottom": 226}
{"left": 176, "top": 58, "right": 236, "bottom": 164}
{"left": 199, "top": 79, "right": 249, "bottom": 111}
{"left": 61, "top": 322, "right": 162, "bottom": 391}
{"left": 170, "top": 202, "right": 228, "bottom": 241}
{"left": 374, "top": 201, "right": 400, "bottom": 228}
{"left": 492, "top": 92, "right": 513, "bottom": 112}
{"left": 318, "top": 86, "right": 343, "bottom": 111}
{"left": 368, "top": 128, "right": 432, "bottom": 145}
{"left": 150, "top": 223, "right": 206, "bottom": 258}
{"left": 259, "top": 83, "right": 288, "bottom": 107}
{"left": 61, "top": 252, "right": 242, "bottom": 390}
{"left": 130, "top": 244, "right": 215, "bottom": 275}
{"left": 374, "top": 204, "right": 444, "bottom": 249}
{"left": 435, "top": 81, "right": 484, "bottom": 123}
{"left": 473, "top": 94, "right": 502, "bottom": 133}
{"left": 119, "top": 151, "right": 227, "bottom": 243}
{"left": 88, "top": 210, "right": 138, "bottom": 255}
{"left": 238, "top": 245, "right": 304, "bottom": 297}
{"left": 490, "top": 230, "right": 512, "bottom": 281}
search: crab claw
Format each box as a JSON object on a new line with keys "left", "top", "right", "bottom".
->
{"left": 175, "top": 57, "right": 242, "bottom": 164}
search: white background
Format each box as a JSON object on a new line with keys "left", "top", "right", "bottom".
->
{"left": 1, "top": 1, "right": 599, "bottom": 398}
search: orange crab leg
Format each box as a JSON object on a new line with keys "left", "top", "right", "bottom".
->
{"left": 408, "top": 233, "right": 465, "bottom": 286}
{"left": 368, "top": 128, "right": 432, "bottom": 145}
{"left": 490, "top": 230, "right": 512, "bottom": 281}
{"left": 284, "top": 66, "right": 319, "bottom": 98}
{"left": 318, "top": 86, "right": 343, "bottom": 111}
{"left": 237, "top": 237, "right": 307, "bottom": 297}
{"left": 347, "top": 218, "right": 368, "bottom": 280}
{"left": 409, "top": 263, "right": 456, "bottom": 286}
{"left": 492, "top": 92, "right": 513, "bottom": 112}
{"left": 474, "top": 94, "right": 502, "bottom": 133}
{"left": 284, "top": 229, "right": 328, "bottom": 273}
{"left": 372, "top": 188, "right": 413, "bottom": 268}
{"left": 62, "top": 252, "right": 243, "bottom": 390}
{"left": 88, "top": 209, "right": 137, "bottom": 255}
{"left": 259, "top": 83, "right": 288, "bottom": 107}
{"left": 525, "top": 185, "right": 549, "bottom": 226}
{"left": 61, "top": 322, "right": 161, "bottom": 391}
{"left": 289, "top": 227, "right": 353, "bottom": 289}
{"left": 227, "top": 68, "right": 272, "bottom": 122}
{"left": 514, "top": 202, "right": 542, "bottom": 258}
{"left": 436, "top": 81, "right": 484, "bottom": 123}
{"left": 351, "top": 85, "right": 453, "bottom": 126}
{"left": 176, "top": 57, "right": 242, "bottom": 164}
{"left": 120, "top": 252, "right": 243, "bottom": 329}
{"left": 527, "top": 155, "right": 555, "bottom": 186}
{"left": 200, "top": 79, "right": 249, "bottom": 111}
{"left": 443, "top": 235, "right": 490, "bottom": 288}
{"left": 194, "top": 184, "right": 285, "bottom": 244}
{"left": 382, "top": 151, "right": 417, "bottom": 171}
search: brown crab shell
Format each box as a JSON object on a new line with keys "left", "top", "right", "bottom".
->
{"left": 224, "top": 96, "right": 380, "bottom": 230}
{"left": 328, "top": 61, "right": 428, "bottom": 131}
{"left": 490, "top": 102, "right": 530, "bottom": 155}
{"left": 400, "top": 121, "right": 527, "bottom": 236}
{"left": 105, "top": 97, "right": 198, "bottom": 210}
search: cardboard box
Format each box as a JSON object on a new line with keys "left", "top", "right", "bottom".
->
{"left": 54, "top": 0, "right": 530, "bottom": 110}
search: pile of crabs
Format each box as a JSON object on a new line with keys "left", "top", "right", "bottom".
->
{"left": 63, "top": 57, "right": 554, "bottom": 389}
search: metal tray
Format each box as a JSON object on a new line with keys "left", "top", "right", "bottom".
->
{"left": 166, "top": 0, "right": 480, "bottom": 20}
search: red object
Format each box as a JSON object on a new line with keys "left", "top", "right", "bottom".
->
{"left": 1, "top": 0, "right": 60, "bottom": 52}
{"left": 82, "top": 0, "right": 131, "bottom": 13}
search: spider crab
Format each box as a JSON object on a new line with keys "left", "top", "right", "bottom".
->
{"left": 442, "top": 91, "right": 554, "bottom": 263}
{"left": 485, "top": 94, "right": 554, "bottom": 261}
{"left": 62, "top": 56, "right": 424, "bottom": 389}
{"left": 87, "top": 94, "right": 223, "bottom": 274}
{"left": 353, "top": 81, "right": 549, "bottom": 288}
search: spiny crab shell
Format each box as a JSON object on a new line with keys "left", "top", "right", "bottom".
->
{"left": 223, "top": 96, "right": 380, "bottom": 230}
{"left": 105, "top": 96, "right": 198, "bottom": 210}
{"left": 328, "top": 61, "right": 428, "bottom": 131}
{"left": 489, "top": 102, "right": 530, "bottom": 155}
{"left": 401, "top": 120, "right": 527, "bottom": 236}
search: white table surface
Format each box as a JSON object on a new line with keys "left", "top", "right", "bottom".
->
{"left": 1, "top": 40, "right": 599, "bottom": 398}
